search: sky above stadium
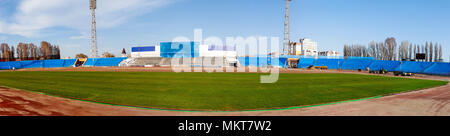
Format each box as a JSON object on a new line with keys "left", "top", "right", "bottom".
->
{"left": 0, "top": 0, "right": 449, "bottom": 61}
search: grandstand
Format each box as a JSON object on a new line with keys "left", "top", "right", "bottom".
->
{"left": 0, "top": 41, "right": 448, "bottom": 76}
{"left": 423, "top": 62, "right": 450, "bottom": 76}
{"left": 298, "top": 58, "right": 315, "bottom": 68}
{"left": 395, "top": 61, "right": 434, "bottom": 74}
{"left": 341, "top": 59, "right": 373, "bottom": 70}
{"left": 313, "top": 59, "right": 344, "bottom": 69}
{"left": 368, "top": 60, "right": 401, "bottom": 72}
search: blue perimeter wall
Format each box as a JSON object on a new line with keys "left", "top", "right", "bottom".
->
{"left": 0, "top": 56, "right": 448, "bottom": 76}
{"left": 0, "top": 57, "right": 127, "bottom": 70}
{"left": 238, "top": 56, "right": 450, "bottom": 76}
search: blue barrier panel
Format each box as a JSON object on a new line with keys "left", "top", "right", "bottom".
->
{"left": 298, "top": 58, "right": 315, "bottom": 68}
{"left": 277, "top": 58, "right": 288, "bottom": 68}
{"left": 314, "top": 59, "right": 344, "bottom": 69}
{"left": 0, "top": 62, "right": 13, "bottom": 69}
{"left": 43, "top": 59, "right": 65, "bottom": 68}
{"left": 20, "top": 60, "right": 43, "bottom": 68}
{"left": 423, "top": 62, "right": 450, "bottom": 76}
{"left": 238, "top": 57, "right": 248, "bottom": 66}
{"left": 160, "top": 42, "right": 199, "bottom": 58}
{"left": 94, "top": 57, "right": 127, "bottom": 67}
{"left": 395, "top": 61, "right": 433, "bottom": 73}
{"left": 63, "top": 59, "right": 77, "bottom": 67}
{"left": 83, "top": 58, "right": 97, "bottom": 66}
{"left": 0, "top": 61, "right": 22, "bottom": 70}
{"left": 238, "top": 57, "right": 274, "bottom": 67}
{"left": 132, "top": 46, "right": 155, "bottom": 52}
{"left": 341, "top": 59, "right": 373, "bottom": 70}
{"left": 368, "top": 60, "right": 401, "bottom": 71}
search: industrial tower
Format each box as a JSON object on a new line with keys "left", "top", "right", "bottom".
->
{"left": 283, "top": 0, "right": 291, "bottom": 55}
{"left": 90, "top": 0, "right": 98, "bottom": 58}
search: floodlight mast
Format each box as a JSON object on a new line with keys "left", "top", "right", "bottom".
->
{"left": 90, "top": 0, "right": 98, "bottom": 58}
{"left": 283, "top": 0, "right": 291, "bottom": 55}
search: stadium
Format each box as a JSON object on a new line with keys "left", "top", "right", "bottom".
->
{"left": 0, "top": 41, "right": 448, "bottom": 116}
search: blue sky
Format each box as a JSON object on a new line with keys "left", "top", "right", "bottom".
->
{"left": 0, "top": 0, "right": 449, "bottom": 61}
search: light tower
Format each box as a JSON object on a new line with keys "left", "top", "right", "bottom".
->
{"left": 283, "top": 0, "right": 291, "bottom": 55}
{"left": 90, "top": 0, "right": 98, "bottom": 58}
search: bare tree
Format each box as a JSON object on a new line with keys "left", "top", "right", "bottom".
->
{"left": 409, "top": 44, "right": 413, "bottom": 60}
{"left": 40, "top": 41, "right": 52, "bottom": 59}
{"left": 439, "top": 44, "right": 443, "bottom": 62}
{"left": 385, "top": 37, "right": 397, "bottom": 60}
{"left": 17, "top": 43, "right": 31, "bottom": 60}
{"left": 399, "top": 41, "right": 409, "bottom": 60}
{"left": 429, "top": 42, "right": 433, "bottom": 62}
{"left": 76, "top": 53, "right": 88, "bottom": 58}
{"left": 10, "top": 46, "right": 15, "bottom": 61}
{"left": 434, "top": 43, "right": 438, "bottom": 62}
{"left": 102, "top": 52, "right": 115, "bottom": 58}
{"left": 29, "top": 44, "right": 38, "bottom": 60}
{"left": 1, "top": 43, "right": 10, "bottom": 60}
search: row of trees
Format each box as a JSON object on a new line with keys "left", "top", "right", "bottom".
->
{"left": 1, "top": 41, "right": 61, "bottom": 61}
{"left": 344, "top": 37, "right": 444, "bottom": 62}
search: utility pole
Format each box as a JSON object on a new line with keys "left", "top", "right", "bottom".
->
{"left": 283, "top": 0, "right": 291, "bottom": 55}
{"left": 90, "top": 0, "right": 98, "bottom": 58}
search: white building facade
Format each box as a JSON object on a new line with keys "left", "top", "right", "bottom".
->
{"left": 131, "top": 46, "right": 161, "bottom": 58}
{"left": 300, "top": 38, "right": 318, "bottom": 57}
{"left": 319, "top": 51, "right": 341, "bottom": 57}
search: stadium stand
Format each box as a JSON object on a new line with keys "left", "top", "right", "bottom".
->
{"left": 63, "top": 59, "right": 77, "bottom": 67}
{"left": 423, "top": 62, "right": 450, "bottom": 76}
{"left": 82, "top": 58, "right": 97, "bottom": 66}
{"left": 313, "top": 59, "right": 344, "bottom": 69}
{"left": 341, "top": 59, "right": 373, "bottom": 70}
{"left": 43, "top": 59, "right": 65, "bottom": 68}
{"left": 238, "top": 57, "right": 271, "bottom": 67}
{"left": 93, "top": 57, "right": 127, "bottom": 67}
{"left": 0, "top": 61, "right": 21, "bottom": 69}
{"left": 395, "top": 61, "right": 434, "bottom": 73}
{"left": 368, "top": 60, "right": 401, "bottom": 71}
{"left": 277, "top": 57, "right": 288, "bottom": 68}
{"left": 0, "top": 56, "right": 449, "bottom": 76}
{"left": 298, "top": 58, "right": 316, "bottom": 68}
{"left": 20, "top": 60, "right": 43, "bottom": 69}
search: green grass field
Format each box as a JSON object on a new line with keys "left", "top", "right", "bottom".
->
{"left": 0, "top": 71, "right": 447, "bottom": 111}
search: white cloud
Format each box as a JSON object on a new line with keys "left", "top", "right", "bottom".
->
{"left": 0, "top": 36, "right": 7, "bottom": 41}
{"left": 69, "top": 32, "right": 90, "bottom": 40}
{"left": 0, "top": 0, "right": 179, "bottom": 37}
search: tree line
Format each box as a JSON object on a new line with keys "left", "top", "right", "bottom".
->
{"left": 343, "top": 37, "right": 444, "bottom": 62}
{"left": 1, "top": 41, "right": 61, "bottom": 61}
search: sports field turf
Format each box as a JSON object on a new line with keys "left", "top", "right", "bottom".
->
{"left": 0, "top": 71, "right": 447, "bottom": 111}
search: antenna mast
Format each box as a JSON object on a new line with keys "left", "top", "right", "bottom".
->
{"left": 283, "top": 0, "right": 291, "bottom": 55}
{"left": 90, "top": 0, "right": 98, "bottom": 58}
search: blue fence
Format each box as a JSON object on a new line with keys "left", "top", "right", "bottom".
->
{"left": 423, "top": 63, "right": 450, "bottom": 76}
{"left": 314, "top": 59, "right": 344, "bottom": 69}
{"left": 83, "top": 57, "right": 128, "bottom": 67}
{"left": 298, "top": 58, "right": 316, "bottom": 68}
{"left": 395, "top": 61, "right": 434, "bottom": 74}
{"left": 1, "top": 56, "right": 449, "bottom": 76}
{"left": 0, "top": 57, "right": 127, "bottom": 70}
{"left": 238, "top": 57, "right": 272, "bottom": 67}
{"left": 368, "top": 60, "right": 401, "bottom": 71}
{"left": 243, "top": 56, "right": 448, "bottom": 76}
{"left": 341, "top": 59, "right": 373, "bottom": 70}
{"left": 0, "top": 59, "right": 76, "bottom": 70}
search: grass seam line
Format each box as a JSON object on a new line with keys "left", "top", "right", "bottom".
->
{"left": 0, "top": 85, "right": 382, "bottom": 113}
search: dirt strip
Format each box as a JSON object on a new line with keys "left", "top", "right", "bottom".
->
{"left": 1, "top": 67, "right": 449, "bottom": 116}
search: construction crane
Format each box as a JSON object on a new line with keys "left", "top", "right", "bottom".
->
{"left": 90, "top": 0, "right": 98, "bottom": 58}
{"left": 283, "top": 0, "right": 291, "bottom": 55}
